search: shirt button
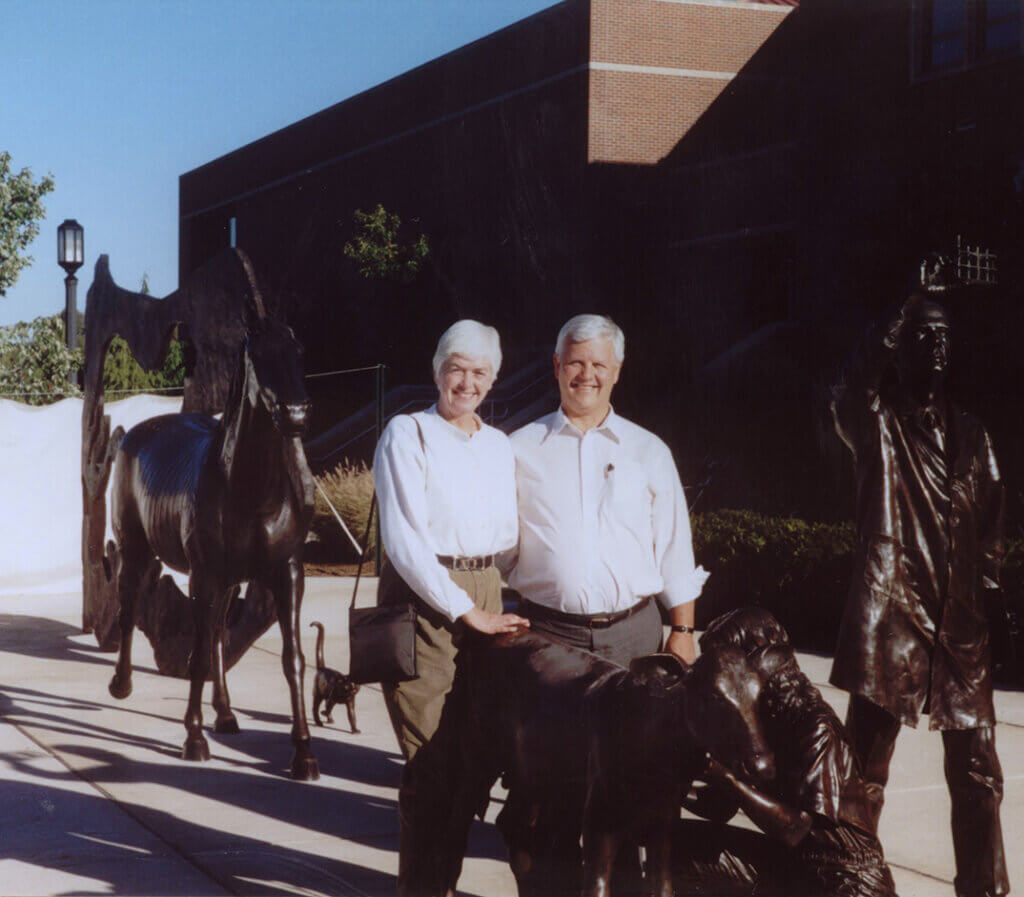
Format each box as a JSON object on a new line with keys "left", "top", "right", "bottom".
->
{"left": 950, "top": 512, "right": 961, "bottom": 526}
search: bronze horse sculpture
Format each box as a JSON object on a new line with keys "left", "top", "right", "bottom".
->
{"left": 107, "top": 315, "right": 320, "bottom": 780}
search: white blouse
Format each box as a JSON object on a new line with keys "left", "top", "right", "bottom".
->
{"left": 372, "top": 405, "right": 518, "bottom": 621}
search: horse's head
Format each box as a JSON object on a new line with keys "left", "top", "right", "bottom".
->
{"left": 243, "top": 317, "right": 311, "bottom": 437}
{"left": 632, "top": 646, "right": 775, "bottom": 787}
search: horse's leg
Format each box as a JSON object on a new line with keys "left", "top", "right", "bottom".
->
{"left": 212, "top": 585, "right": 241, "bottom": 734}
{"left": 268, "top": 557, "right": 319, "bottom": 780}
{"left": 108, "top": 536, "right": 147, "bottom": 700}
{"left": 181, "top": 571, "right": 218, "bottom": 762}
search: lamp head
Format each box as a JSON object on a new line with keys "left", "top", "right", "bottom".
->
{"left": 57, "top": 219, "right": 84, "bottom": 276}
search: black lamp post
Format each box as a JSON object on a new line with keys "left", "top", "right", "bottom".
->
{"left": 57, "top": 219, "right": 84, "bottom": 350}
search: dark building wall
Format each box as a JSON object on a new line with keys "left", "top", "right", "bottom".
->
{"left": 180, "top": 1, "right": 593, "bottom": 432}
{"left": 179, "top": 0, "right": 1024, "bottom": 522}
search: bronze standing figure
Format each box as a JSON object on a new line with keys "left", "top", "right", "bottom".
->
{"left": 107, "top": 316, "right": 320, "bottom": 780}
{"left": 829, "top": 262, "right": 1007, "bottom": 897}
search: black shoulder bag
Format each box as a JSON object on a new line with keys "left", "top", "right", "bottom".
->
{"left": 347, "top": 459, "right": 419, "bottom": 683}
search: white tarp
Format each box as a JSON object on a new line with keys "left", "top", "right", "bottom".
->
{"left": 0, "top": 395, "right": 183, "bottom": 595}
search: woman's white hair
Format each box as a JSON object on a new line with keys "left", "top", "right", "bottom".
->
{"left": 555, "top": 314, "right": 625, "bottom": 364}
{"left": 432, "top": 319, "right": 502, "bottom": 379}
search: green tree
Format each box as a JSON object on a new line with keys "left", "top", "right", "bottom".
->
{"left": 343, "top": 203, "right": 429, "bottom": 283}
{"left": 0, "top": 313, "right": 81, "bottom": 404}
{"left": 0, "top": 152, "right": 56, "bottom": 297}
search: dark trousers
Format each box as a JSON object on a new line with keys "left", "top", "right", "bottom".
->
{"left": 518, "top": 597, "right": 663, "bottom": 669}
{"left": 506, "top": 597, "right": 663, "bottom": 897}
{"left": 845, "top": 694, "right": 1008, "bottom": 897}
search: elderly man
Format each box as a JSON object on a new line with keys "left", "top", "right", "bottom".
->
{"left": 829, "top": 272, "right": 1008, "bottom": 897}
{"left": 508, "top": 312, "right": 708, "bottom": 667}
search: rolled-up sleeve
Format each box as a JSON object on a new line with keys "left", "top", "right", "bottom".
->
{"left": 372, "top": 418, "right": 476, "bottom": 621}
{"left": 651, "top": 443, "right": 709, "bottom": 610}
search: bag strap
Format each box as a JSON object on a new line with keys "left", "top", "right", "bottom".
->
{"left": 351, "top": 491, "right": 377, "bottom": 611}
{"left": 350, "top": 413, "right": 424, "bottom": 610}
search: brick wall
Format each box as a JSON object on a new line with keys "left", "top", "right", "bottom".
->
{"left": 588, "top": 0, "right": 796, "bottom": 163}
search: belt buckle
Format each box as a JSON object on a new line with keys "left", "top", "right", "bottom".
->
{"left": 589, "top": 615, "right": 613, "bottom": 630}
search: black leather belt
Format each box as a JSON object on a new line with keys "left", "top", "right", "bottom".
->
{"left": 521, "top": 596, "right": 652, "bottom": 630}
{"left": 436, "top": 554, "right": 495, "bottom": 572}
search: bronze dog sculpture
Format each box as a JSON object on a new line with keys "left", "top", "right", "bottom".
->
{"left": 309, "top": 621, "right": 360, "bottom": 732}
{"left": 107, "top": 316, "right": 320, "bottom": 780}
{"left": 398, "top": 629, "right": 774, "bottom": 897}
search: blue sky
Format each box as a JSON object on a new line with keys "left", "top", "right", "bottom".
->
{"left": 0, "top": 0, "right": 554, "bottom": 327}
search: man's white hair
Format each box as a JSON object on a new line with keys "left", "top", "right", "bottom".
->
{"left": 432, "top": 319, "right": 502, "bottom": 379}
{"left": 555, "top": 314, "right": 625, "bottom": 364}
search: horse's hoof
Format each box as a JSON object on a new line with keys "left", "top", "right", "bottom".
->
{"left": 214, "top": 715, "right": 240, "bottom": 734}
{"left": 109, "top": 675, "right": 132, "bottom": 700}
{"left": 291, "top": 754, "right": 320, "bottom": 781}
{"left": 182, "top": 736, "right": 210, "bottom": 762}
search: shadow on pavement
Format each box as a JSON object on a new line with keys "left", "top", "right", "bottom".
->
{"left": 4, "top": 722, "right": 507, "bottom": 863}
{"left": 0, "top": 613, "right": 160, "bottom": 677}
{"left": 1, "top": 774, "right": 397, "bottom": 896}
{"left": 1, "top": 686, "right": 189, "bottom": 761}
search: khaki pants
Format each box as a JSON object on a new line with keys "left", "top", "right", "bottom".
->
{"left": 379, "top": 561, "right": 502, "bottom": 760}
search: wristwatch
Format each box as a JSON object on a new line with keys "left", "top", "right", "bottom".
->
{"left": 670, "top": 624, "right": 695, "bottom": 634}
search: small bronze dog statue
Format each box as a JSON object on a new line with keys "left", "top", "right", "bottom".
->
{"left": 309, "top": 621, "right": 360, "bottom": 732}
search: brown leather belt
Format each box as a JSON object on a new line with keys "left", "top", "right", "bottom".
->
{"left": 436, "top": 554, "right": 495, "bottom": 572}
{"left": 521, "top": 596, "right": 652, "bottom": 630}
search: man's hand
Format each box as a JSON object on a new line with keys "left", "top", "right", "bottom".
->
{"left": 701, "top": 757, "right": 812, "bottom": 848}
{"left": 461, "top": 607, "right": 530, "bottom": 635}
{"left": 665, "top": 630, "right": 696, "bottom": 664}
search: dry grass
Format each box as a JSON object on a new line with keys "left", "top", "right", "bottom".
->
{"left": 311, "top": 461, "right": 377, "bottom": 561}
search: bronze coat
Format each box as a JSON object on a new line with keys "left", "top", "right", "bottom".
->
{"left": 829, "top": 334, "right": 1003, "bottom": 731}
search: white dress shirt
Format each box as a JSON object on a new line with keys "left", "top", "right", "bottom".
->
{"left": 373, "top": 405, "right": 518, "bottom": 622}
{"left": 507, "top": 408, "right": 708, "bottom": 615}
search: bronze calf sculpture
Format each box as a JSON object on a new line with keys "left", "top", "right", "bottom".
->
{"left": 107, "top": 316, "right": 320, "bottom": 780}
{"left": 398, "top": 629, "right": 775, "bottom": 897}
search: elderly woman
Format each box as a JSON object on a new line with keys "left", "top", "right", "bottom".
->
{"left": 373, "top": 319, "right": 529, "bottom": 760}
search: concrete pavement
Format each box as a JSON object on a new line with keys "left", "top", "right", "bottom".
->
{"left": 1, "top": 578, "right": 1021, "bottom": 896}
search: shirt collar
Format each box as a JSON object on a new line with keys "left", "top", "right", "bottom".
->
{"left": 544, "top": 406, "right": 622, "bottom": 443}
{"left": 424, "top": 403, "right": 483, "bottom": 441}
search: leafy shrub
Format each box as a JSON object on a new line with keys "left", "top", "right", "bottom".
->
{"left": 311, "top": 461, "right": 376, "bottom": 562}
{"left": 0, "top": 309, "right": 185, "bottom": 404}
{"left": 692, "top": 510, "right": 856, "bottom": 653}
{"left": 694, "top": 510, "right": 1024, "bottom": 683}
{"left": 0, "top": 313, "right": 81, "bottom": 404}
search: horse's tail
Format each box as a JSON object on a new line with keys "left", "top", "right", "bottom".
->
{"left": 309, "top": 621, "right": 326, "bottom": 669}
